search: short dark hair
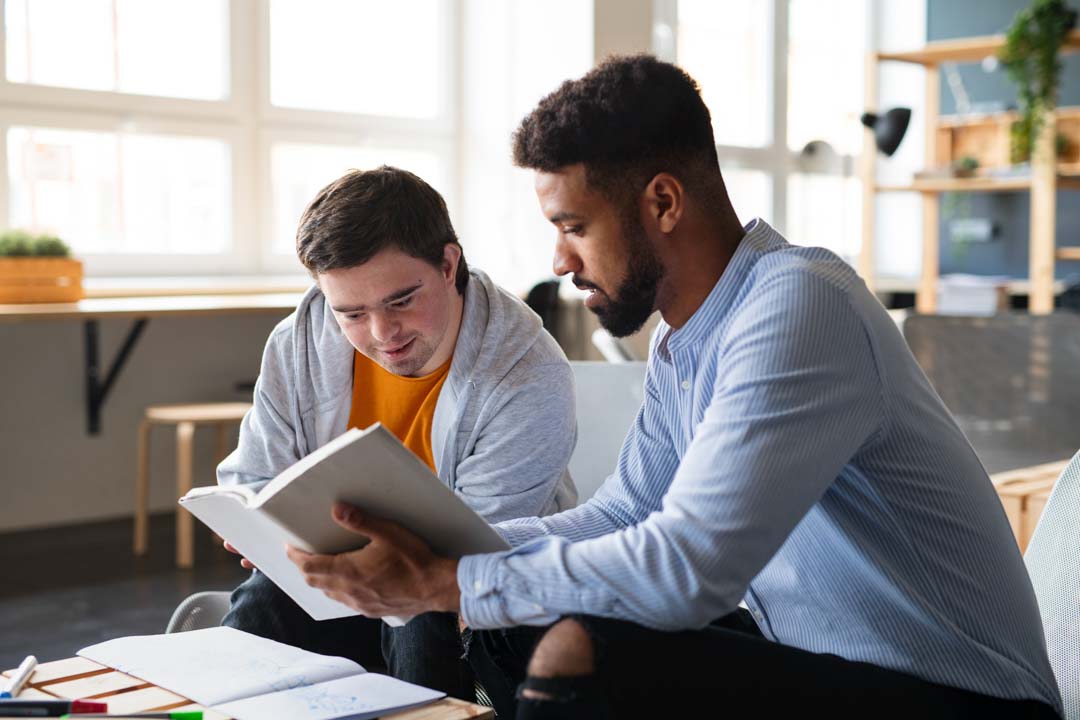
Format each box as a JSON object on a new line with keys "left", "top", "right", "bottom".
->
{"left": 512, "top": 55, "right": 725, "bottom": 213}
{"left": 296, "top": 166, "right": 468, "bottom": 293}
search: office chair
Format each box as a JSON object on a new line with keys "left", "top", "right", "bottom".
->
{"left": 567, "top": 361, "right": 646, "bottom": 501}
{"left": 165, "top": 590, "right": 232, "bottom": 634}
{"left": 1024, "top": 448, "right": 1080, "bottom": 719}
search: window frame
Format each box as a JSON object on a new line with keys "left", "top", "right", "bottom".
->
{"left": 0, "top": 0, "right": 460, "bottom": 277}
{"left": 657, "top": 0, "right": 869, "bottom": 241}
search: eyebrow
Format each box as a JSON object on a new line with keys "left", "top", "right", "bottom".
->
{"left": 547, "top": 212, "right": 585, "bottom": 225}
{"left": 330, "top": 283, "right": 422, "bottom": 314}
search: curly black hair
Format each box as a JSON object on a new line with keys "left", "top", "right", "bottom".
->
{"left": 512, "top": 54, "right": 724, "bottom": 212}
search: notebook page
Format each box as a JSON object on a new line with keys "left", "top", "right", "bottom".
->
{"left": 79, "top": 627, "right": 363, "bottom": 706}
{"left": 215, "top": 673, "right": 445, "bottom": 720}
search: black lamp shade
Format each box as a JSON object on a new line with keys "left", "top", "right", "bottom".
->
{"left": 861, "top": 107, "right": 911, "bottom": 157}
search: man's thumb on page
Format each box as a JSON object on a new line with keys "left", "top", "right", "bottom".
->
{"left": 333, "top": 502, "right": 365, "bottom": 531}
{"left": 333, "top": 502, "right": 407, "bottom": 546}
{"left": 332, "top": 502, "right": 393, "bottom": 538}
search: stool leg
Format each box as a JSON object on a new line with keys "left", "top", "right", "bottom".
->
{"left": 134, "top": 419, "right": 152, "bottom": 556}
{"left": 176, "top": 421, "right": 195, "bottom": 568}
{"left": 209, "top": 422, "right": 231, "bottom": 546}
{"left": 214, "top": 422, "right": 231, "bottom": 466}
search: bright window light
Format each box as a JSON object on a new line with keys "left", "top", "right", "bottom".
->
{"left": 677, "top": 0, "right": 771, "bottom": 148}
{"left": 270, "top": 142, "right": 445, "bottom": 256}
{"left": 4, "top": 0, "right": 229, "bottom": 100}
{"left": 787, "top": 0, "right": 866, "bottom": 154}
{"left": 723, "top": 168, "right": 772, "bottom": 227}
{"left": 269, "top": 0, "right": 443, "bottom": 118}
{"left": 787, "top": 173, "right": 862, "bottom": 263}
{"left": 7, "top": 127, "right": 231, "bottom": 254}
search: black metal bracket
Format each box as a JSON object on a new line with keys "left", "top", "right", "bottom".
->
{"left": 85, "top": 318, "right": 148, "bottom": 435}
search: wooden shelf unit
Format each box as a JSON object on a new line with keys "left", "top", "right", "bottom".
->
{"left": 861, "top": 30, "right": 1080, "bottom": 314}
{"left": 876, "top": 29, "right": 1080, "bottom": 66}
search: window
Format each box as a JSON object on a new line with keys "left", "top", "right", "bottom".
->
{"left": 668, "top": 0, "right": 869, "bottom": 264}
{"left": 269, "top": 141, "right": 445, "bottom": 256}
{"left": 676, "top": 1, "right": 771, "bottom": 149}
{"left": 8, "top": 126, "right": 231, "bottom": 255}
{"left": 0, "top": 0, "right": 455, "bottom": 276}
{"left": 5, "top": 0, "right": 229, "bottom": 100}
{"left": 268, "top": 0, "right": 446, "bottom": 118}
{"left": 459, "top": 0, "right": 593, "bottom": 292}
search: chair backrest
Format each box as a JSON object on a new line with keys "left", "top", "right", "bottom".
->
{"left": 568, "top": 361, "right": 647, "bottom": 503}
{"left": 902, "top": 313, "right": 1080, "bottom": 473}
{"left": 1024, "top": 448, "right": 1080, "bottom": 719}
{"left": 590, "top": 327, "right": 639, "bottom": 363}
{"left": 166, "top": 590, "right": 232, "bottom": 633}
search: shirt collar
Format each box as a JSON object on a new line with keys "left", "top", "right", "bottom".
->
{"left": 664, "top": 218, "right": 776, "bottom": 355}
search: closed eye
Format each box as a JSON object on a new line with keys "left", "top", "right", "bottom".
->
{"left": 389, "top": 296, "right": 414, "bottom": 310}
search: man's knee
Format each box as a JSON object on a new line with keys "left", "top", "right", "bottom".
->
{"left": 527, "top": 618, "right": 596, "bottom": 679}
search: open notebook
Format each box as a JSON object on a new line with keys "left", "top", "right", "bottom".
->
{"left": 79, "top": 627, "right": 444, "bottom": 720}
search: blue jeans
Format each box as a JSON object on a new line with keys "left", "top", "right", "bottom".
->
{"left": 221, "top": 569, "right": 475, "bottom": 700}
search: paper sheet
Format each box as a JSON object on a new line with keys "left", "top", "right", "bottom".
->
{"left": 215, "top": 673, "right": 444, "bottom": 720}
{"left": 79, "top": 627, "right": 363, "bottom": 706}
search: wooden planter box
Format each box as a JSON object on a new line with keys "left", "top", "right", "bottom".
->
{"left": 0, "top": 257, "right": 83, "bottom": 303}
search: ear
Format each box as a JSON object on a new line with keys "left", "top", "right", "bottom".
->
{"left": 441, "top": 243, "right": 462, "bottom": 286}
{"left": 642, "top": 173, "right": 685, "bottom": 234}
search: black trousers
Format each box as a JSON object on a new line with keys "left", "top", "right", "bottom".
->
{"left": 464, "top": 611, "right": 1061, "bottom": 720}
{"left": 221, "top": 569, "right": 475, "bottom": 701}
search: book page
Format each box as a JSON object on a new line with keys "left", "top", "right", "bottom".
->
{"left": 178, "top": 492, "right": 359, "bottom": 621}
{"left": 79, "top": 627, "right": 363, "bottom": 707}
{"left": 215, "top": 673, "right": 445, "bottom": 720}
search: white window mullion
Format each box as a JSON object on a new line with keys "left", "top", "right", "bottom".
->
{"left": 770, "top": 0, "right": 790, "bottom": 235}
{"left": 231, "top": 0, "right": 261, "bottom": 275}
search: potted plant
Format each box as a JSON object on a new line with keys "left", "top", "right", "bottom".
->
{"left": 999, "top": 0, "right": 1078, "bottom": 163}
{"left": 0, "top": 231, "right": 83, "bottom": 303}
{"left": 952, "top": 155, "right": 980, "bottom": 178}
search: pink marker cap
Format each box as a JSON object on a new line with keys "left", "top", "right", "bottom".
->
{"left": 70, "top": 699, "right": 109, "bottom": 713}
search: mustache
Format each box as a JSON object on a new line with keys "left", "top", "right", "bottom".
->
{"left": 573, "top": 277, "right": 601, "bottom": 292}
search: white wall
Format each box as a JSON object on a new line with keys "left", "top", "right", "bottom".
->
{"left": 0, "top": 314, "right": 281, "bottom": 532}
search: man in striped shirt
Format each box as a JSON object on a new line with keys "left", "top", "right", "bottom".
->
{"left": 289, "top": 55, "right": 1062, "bottom": 719}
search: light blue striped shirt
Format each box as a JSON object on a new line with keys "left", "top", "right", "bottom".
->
{"left": 458, "top": 219, "right": 1061, "bottom": 709}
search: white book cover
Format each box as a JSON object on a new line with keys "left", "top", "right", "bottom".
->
{"left": 179, "top": 424, "right": 510, "bottom": 622}
{"left": 79, "top": 627, "right": 445, "bottom": 720}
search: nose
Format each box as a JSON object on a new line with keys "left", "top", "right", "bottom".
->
{"left": 369, "top": 311, "right": 402, "bottom": 344}
{"left": 552, "top": 234, "right": 581, "bottom": 278}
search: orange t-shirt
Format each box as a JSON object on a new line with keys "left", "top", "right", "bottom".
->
{"left": 347, "top": 351, "right": 452, "bottom": 472}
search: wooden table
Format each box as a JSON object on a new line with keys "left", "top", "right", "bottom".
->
{"left": 0, "top": 292, "right": 304, "bottom": 434}
{"left": 2, "top": 656, "right": 493, "bottom": 719}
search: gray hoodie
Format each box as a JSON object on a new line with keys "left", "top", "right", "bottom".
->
{"left": 218, "top": 268, "right": 578, "bottom": 523}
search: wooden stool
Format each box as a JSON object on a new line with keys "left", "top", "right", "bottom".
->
{"left": 134, "top": 402, "right": 251, "bottom": 568}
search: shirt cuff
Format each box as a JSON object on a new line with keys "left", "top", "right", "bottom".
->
{"left": 458, "top": 552, "right": 510, "bottom": 629}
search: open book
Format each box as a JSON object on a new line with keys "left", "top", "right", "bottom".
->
{"left": 79, "top": 627, "right": 444, "bottom": 720}
{"left": 179, "top": 423, "right": 510, "bottom": 624}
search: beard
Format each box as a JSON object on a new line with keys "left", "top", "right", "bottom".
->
{"left": 589, "top": 220, "right": 664, "bottom": 338}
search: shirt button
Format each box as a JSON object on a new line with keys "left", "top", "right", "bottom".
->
{"left": 681, "top": 379, "right": 691, "bottom": 390}
{"left": 473, "top": 580, "right": 482, "bottom": 592}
